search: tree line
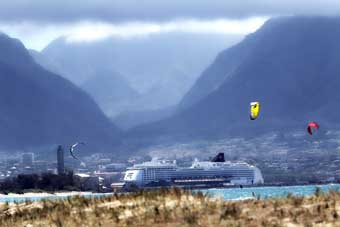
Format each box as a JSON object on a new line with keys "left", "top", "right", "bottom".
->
{"left": 0, "top": 171, "right": 81, "bottom": 194}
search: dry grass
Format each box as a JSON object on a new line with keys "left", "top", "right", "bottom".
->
{"left": 0, "top": 188, "right": 339, "bottom": 227}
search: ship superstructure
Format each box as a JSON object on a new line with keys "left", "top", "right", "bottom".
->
{"left": 123, "top": 153, "right": 264, "bottom": 188}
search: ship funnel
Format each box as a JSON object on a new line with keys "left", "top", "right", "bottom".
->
{"left": 211, "top": 153, "right": 225, "bottom": 162}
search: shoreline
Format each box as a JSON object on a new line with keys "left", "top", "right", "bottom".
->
{"left": 0, "top": 191, "right": 97, "bottom": 199}
{"left": 0, "top": 183, "right": 338, "bottom": 200}
{"left": 0, "top": 182, "right": 339, "bottom": 198}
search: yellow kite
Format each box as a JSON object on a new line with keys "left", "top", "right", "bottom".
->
{"left": 250, "top": 102, "right": 260, "bottom": 120}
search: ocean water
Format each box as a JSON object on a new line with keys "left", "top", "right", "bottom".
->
{"left": 202, "top": 184, "right": 340, "bottom": 200}
{"left": 0, "top": 184, "right": 339, "bottom": 203}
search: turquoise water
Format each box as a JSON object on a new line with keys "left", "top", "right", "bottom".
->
{"left": 202, "top": 184, "right": 340, "bottom": 200}
{"left": 1, "top": 184, "right": 339, "bottom": 203}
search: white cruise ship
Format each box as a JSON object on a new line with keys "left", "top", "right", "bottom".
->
{"left": 123, "top": 153, "right": 264, "bottom": 188}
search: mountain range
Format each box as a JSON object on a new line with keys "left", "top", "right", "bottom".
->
{"left": 0, "top": 33, "right": 121, "bottom": 152}
{"left": 32, "top": 33, "right": 240, "bottom": 121}
{"left": 129, "top": 16, "right": 340, "bottom": 142}
{"left": 2, "top": 16, "right": 340, "bottom": 158}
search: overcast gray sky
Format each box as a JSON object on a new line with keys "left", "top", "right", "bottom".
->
{"left": 0, "top": 0, "right": 339, "bottom": 50}
{"left": 0, "top": 0, "right": 340, "bottom": 22}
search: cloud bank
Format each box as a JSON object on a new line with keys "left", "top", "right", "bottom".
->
{"left": 0, "top": 0, "right": 339, "bottom": 23}
{"left": 1, "top": 1, "right": 339, "bottom": 50}
{"left": 0, "top": 17, "right": 267, "bottom": 50}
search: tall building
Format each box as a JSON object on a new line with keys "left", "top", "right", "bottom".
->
{"left": 22, "top": 153, "right": 34, "bottom": 167}
{"left": 57, "top": 145, "right": 64, "bottom": 175}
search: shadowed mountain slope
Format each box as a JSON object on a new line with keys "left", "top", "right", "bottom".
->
{"left": 129, "top": 16, "right": 340, "bottom": 140}
{"left": 0, "top": 33, "right": 121, "bottom": 152}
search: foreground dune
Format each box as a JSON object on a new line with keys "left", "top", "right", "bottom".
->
{"left": 0, "top": 188, "right": 339, "bottom": 227}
